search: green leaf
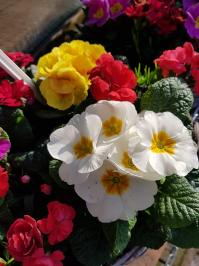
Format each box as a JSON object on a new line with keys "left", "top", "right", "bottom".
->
{"left": 140, "top": 77, "right": 193, "bottom": 124}
{"left": 154, "top": 175, "right": 199, "bottom": 228}
{"left": 129, "top": 213, "right": 168, "bottom": 249}
{"left": 70, "top": 217, "right": 111, "bottom": 266}
{"left": 103, "top": 218, "right": 136, "bottom": 257}
{"left": 8, "top": 142, "right": 50, "bottom": 173}
{"left": 0, "top": 107, "right": 34, "bottom": 149}
{"left": 135, "top": 64, "right": 159, "bottom": 87}
{"left": 168, "top": 220, "right": 199, "bottom": 248}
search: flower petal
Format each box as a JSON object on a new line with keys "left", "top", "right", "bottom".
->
{"left": 86, "top": 195, "right": 124, "bottom": 223}
{"left": 75, "top": 170, "right": 105, "bottom": 203}
{"left": 48, "top": 125, "right": 80, "bottom": 163}
{"left": 78, "top": 144, "right": 113, "bottom": 173}
{"left": 59, "top": 162, "right": 89, "bottom": 185}
{"left": 121, "top": 178, "right": 157, "bottom": 211}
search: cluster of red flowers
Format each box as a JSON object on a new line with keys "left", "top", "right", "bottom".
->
{"left": 6, "top": 201, "right": 76, "bottom": 266}
{"left": 155, "top": 42, "right": 199, "bottom": 94}
{"left": 89, "top": 53, "right": 137, "bottom": 103}
{"left": 0, "top": 52, "right": 33, "bottom": 79}
{"left": 0, "top": 166, "right": 9, "bottom": 198}
{"left": 0, "top": 80, "right": 34, "bottom": 107}
{"left": 125, "top": 0, "right": 184, "bottom": 34}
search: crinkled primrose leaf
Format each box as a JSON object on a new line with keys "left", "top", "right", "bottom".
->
{"left": 154, "top": 175, "right": 199, "bottom": 228}
{"left": 141, "top": 77, "right": 193, "bottom": 124}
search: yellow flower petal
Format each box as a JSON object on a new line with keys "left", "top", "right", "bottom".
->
{"left": 40, "top": 79, "right": 74, "bottom": 110}
{"left": 35, "top": 40, "right": 106, "bottom": 110}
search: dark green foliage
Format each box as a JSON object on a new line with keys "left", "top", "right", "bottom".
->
{"left": 129, "top": 213, "right": 169, "bottom": 250}
{"left": 154, "top": 175, "right": 199, "bottom": 228}
{"left": 8, "top": 142, "right": 50, "bottom": 173}
{"left": 141, "top": 77, "right": 193, "bottom": 125}
{"left": 0, "top": 107, "right": 34, "bottom": 150}
{"left": 168, "top": 220, "right": 199, "bottom": 248}
{"left": 103, "top": 218, "right": 137, "bottom": 257}
{"left": 70, "top": 215, "right": 111, "bottom": 266}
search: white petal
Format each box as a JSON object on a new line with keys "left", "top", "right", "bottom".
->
{"left": 149, "top": 152, "right": 177, "bottom": 176}
{"left": 131, "top": 146, "right": 151, "bottom": 172}
{"left": 47, "top": 125, "right": 80, "bottom": 163}
{"left": 121, "top": 178, "right": 157, "bottom": 211}
{"left": 158, "top": 112, "right": 184, "bottom": 137}
{"left": 121, "top": 101, "right": 138, "bottom": 129}
{"left": 85, "top": 100, "right": 125, "bottom": 122}
{"left": 59, "top": 162, "right": 89, "bottom": 185}
{"left": 79, "top": 113, "right": 102, "bottom": 145}
{"left": 75, "top": 171, "right": 105, "bottom": 203}
{"left": 133, "top": 169, "right": 163, "bottom": 181}
{"left": 86, "top": 195, "right": 124, "bottom": 223}
{"left": 78, "top": 144, "right": 113, "bottom": 173}
{"left": 143, "top": 111, "right": 160, "bottom": 132}
{"left": 86, "top": 101, "right": 138, "bottom": 141}
{"left": 68, "top": 113, "right": 81, "bottom": 128}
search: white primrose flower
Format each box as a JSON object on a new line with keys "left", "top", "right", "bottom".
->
{"left": 75, "top": 160, "right": 157, "bottom": 223}
{"left": 130, "top": 111, "right": 199, "bottom": 177}
{"left": 109, "top": 128, "right": 162, "bottom": 181}
{"left": 85, "top": 100, "right": 138, "bottom": 143}
{"left": 47, "top": 112, "right": 113, "bottom": 185}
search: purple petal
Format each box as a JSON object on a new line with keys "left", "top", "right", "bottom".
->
{"left": 183, "top": 0, "right": 198, "bottom": 10}
{"left": 109, "top": 0, "right": 130, "bottom": 19}
{"left": 184, "top": 3, "right": 199, "bottom": 39}
{"left": 82, "top": 0, "right": 110, "bottom": 26}
{"left": 0, "top": 139, "right": 11, "bottom": 160}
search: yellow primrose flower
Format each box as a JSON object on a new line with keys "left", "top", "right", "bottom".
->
{"left": 39, "top": 62, "right": 89, "bottom": 110}
{"left": 35, "top": 40, "right": 106, "bottom": 110}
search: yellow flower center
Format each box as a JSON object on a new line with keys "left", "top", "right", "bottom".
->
{"left": 110, "top": 3, "right": 123, "bottom": 15}
{"left": 122, "top": 152, "right": 139, "bottom": 171}
{"left": 195, "top": 17, "right": 199, "bottom": 29}
{"left": 73, "top": 136, "right": 93, "bottom": 159}
{"left": 102, "top": 116, "right": 123, "bottom": 137}
{"left": 101, "top": 170, "right": 130, "bottom": 195}
{"left": 94, "top": 8, "right": 104, "bottom": 19}
{"left": 151, "top": 131, "right": 176, "bottom": 155}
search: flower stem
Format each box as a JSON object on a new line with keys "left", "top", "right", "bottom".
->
{"left": 6, "top": 258, "right": 14, "bottom": 265}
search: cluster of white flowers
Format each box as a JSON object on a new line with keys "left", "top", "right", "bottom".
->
{"left": 48, "top": 101, "right": 199, "bottom": 223}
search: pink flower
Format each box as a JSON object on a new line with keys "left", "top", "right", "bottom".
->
{"left": 21, "top": 175, "right": 31, "bottom": 184}
{"left": 7, "top": 215, "right": 43, "bottom": 261}
{"left": 0, "top": 80, "right": 34, "bottom": 107}
{"left": 155, "top": 42, "right": 195, "bottom": 77}
{"left": 37, "top": 201, "right": 76, "bottom": 245}
{"left": 40, "top": 184, "right": 52, "bottom": 195}
{"left": 0, "top": 52, "right": 33, "bottom": 79}
{"left": 22, "top": 248, "right": 64, "bottom": 266}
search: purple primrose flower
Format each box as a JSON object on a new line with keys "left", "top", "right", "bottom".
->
{"left": 82, "top": 0, "right": 110, "bottom": 26}
{"left": 185, "top": 3, "right": 199, "bottom": 39}
{"left": 0, "top": 139, "right": 11, "bottom": 160}
{"left": 82, "top": 0, "right": 130, "bottom": 26}
{"left": 109, "top": 0, "right": 130, "bottom": 19}
{"left": 183, "top": 0, "right": 198, "bottom": 10}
